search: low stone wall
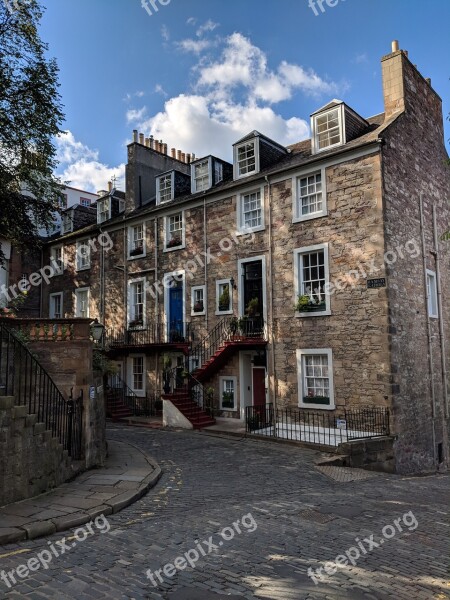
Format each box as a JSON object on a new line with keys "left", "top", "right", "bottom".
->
{"left": 337, "top": 436, "right": 396, "bottom": 473}
{"left": 0, "top": 397, "right": 82, "bottom": 506}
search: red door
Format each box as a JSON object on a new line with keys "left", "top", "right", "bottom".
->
{"left": 252, "top": 368, "right": 266, "bottom": 414}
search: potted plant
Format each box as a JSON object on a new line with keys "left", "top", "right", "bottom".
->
{"left": 303, "top": 394, "right": 330, "bottom": 405}
{"left": 130, "top": 246, "right": 144, "bottom": 257}
{"left": 222, "top": 390, "right": 234, "bottom": 409}
{"left": 294, "top": 294, "right": 326, "bottom": 313}
{"left": 218, "top": 285, "right": 230, "bottom": 311}
{"left": 167, "top": 237, "right": 182, "bottom": 248}
{"left": 229, "top": 316, "right": 239, "bottom": 335}
{"left": 246, "top": 297, "right": 259, "bottom": 316}
{"left": 193, "top": 301, "right": 204, "bottom": 313}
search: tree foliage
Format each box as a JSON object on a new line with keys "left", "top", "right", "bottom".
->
{"left": 0, "top": 0, "right": 64, "bottom": 260}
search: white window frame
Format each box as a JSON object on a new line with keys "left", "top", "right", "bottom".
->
{"left": 191, "top": 158, "right": 211, "bottom": 193}
{"left": 214, "top": 161, "right": 223, "bottom": 184}
{"left": 128, "top": 355, "right": 146, "bottom": 397}
{"left": 74, "top": 287, "right": 90, "bottom": 319}
{"left": 426, "top": 269, "right": 438, "bottom": 319}
{"left": 128, "top": 223, "right": 146, "bottom": 259}
{"left": 50, "top": 245, "right": 64, "bottom": 275}
{"left": 233, "top": 139, "right": 259, "bottom": 179}
{"left": 237, "top": 186, "right": 265, "bottom": 234}
{"left": 164, "top": 211, "right": 185, "bottom": 252}
{"left": 293, "top": 168, "right": 327, "bottom": 222}
{"left": 80, "top": 197, "right": 91, "bottom": 207}
{"left": 97, "top": 198, "right": 111, "bottom": 224}
{"left": 294, "top": 243, "right": 331, "bottom": 317}
{"left": 219, "top": 376, "right": 238, "bottom": 412}
{"left": 216, "top": 279, "right": 233, "bottom": 315}
{"left": 76, "top": 241, "right": 91, "bottom": 271}
{"left": 49, "top": 292, "right": 63, "bottom": 319}
{"left": 128, "top": 278, "right": 146, "bottom": 328}
{"left": 157, "top": 172, "right": 174, "bottom": 204}
{"left": 297, "top": 348, "right": 335, "bottom": 410}
{"left": 312, "top": 105, "right": 345, "bottom": 154}
{"left": 191, "top": 285, "right": 206, "bottom": 316}
{"left": 61, "top": 211, "right": 73, "bottom": 234}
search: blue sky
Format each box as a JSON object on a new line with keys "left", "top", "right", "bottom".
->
{"left": 40, "top": 0, "right": 450, "bottom": 192}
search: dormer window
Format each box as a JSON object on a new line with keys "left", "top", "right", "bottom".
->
{"left": 61, "top": 211, "right": 73, "bottom": 234}
{"left": 235, "top": 140, "right": 258, "bottom": 178}
{"left": 314, "top": 108, "right": 342, "bottom": 151}
{"left": 157, "top": 173, "right": 174, "bottom": 203}
{"left": 97, "top": 199, "right": 110, "bottom": 223}
{"left": 193, "top": 160, "right": 210, "bottom": 192}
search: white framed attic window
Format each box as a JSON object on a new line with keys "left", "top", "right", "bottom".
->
{"left": 297, "top": 349, "right": 335, "bottom": 410}
{"left": 61, "top": 211, "right": 73, "bottom": 234}
{"left": 312, "top": 107, "right": 344, "bottom": 153}
{"left": 294, "top": 169, "right": 327, "bottom": 222}
{"left": 97, "top": 198, "right": 110, "bottom": 224}
{"left": 157, "top": 172, "right": 174, "bottom": 204}
{"left": 192, "top": 159, "right": 211, "bottom": 193}
{"left": 234, "top": 140, "right": 259, "bottom": 179}
{"left": 426, "top": 269, "right": 438, "bottom": 319}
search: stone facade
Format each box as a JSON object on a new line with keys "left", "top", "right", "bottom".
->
{"left": 36, "top": 43, "right": 449, "bottom": 474}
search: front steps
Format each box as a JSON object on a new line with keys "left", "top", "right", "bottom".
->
{"left": 162, "top": 390, "right": 215, "bottom": 429}
{"left": 106, "top": 389, "right": 133, "bottom": 421}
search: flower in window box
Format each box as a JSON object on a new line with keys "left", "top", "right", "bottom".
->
{"left": 167, "top": 237, "right": 182, "bottom": 248}
{"left": 193, "top": 301, "right": 204, "bottom": 313}
{"left": 130, "top": 246, "right": 144, "bottom": 257}
{"left": 294, "top": 294, "right": 326, "bottom": 313}
{"left": 303, "top": 395, "right": 330, "bottom": 405}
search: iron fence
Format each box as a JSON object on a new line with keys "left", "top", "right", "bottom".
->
{"left": 0, "top": 323, "right": 83, "bottom": 458}
{"left": 245, "top": 404, "right": 390, "bottom": 446}
{"left": 106, "top": 321, "right": 194, "bottom": 348}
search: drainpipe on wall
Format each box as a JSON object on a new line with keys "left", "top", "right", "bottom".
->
{"left": 419, "top": 192, "right": 437, "bottom": 467}
{"left": 264, "top": 175, "right": 277, "bottom": 411}
{"left": 154, "top": 218, "right": 159, "bottom": 325}
{"left": 432, "top": 205, "right": 448, "bottom": 420}
{"left": 203, "top": 197, "right": 208, "bottom": 332}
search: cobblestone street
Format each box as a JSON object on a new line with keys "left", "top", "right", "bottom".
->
{"left": 1, "top": 425, "right": 449, "bottom": 600}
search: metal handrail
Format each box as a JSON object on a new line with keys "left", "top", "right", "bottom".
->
{"left": 0, "top": 323, "right": 77, "bottom": 455}
{"left": 106, "top": 320, "right": 193, "bottom": 347}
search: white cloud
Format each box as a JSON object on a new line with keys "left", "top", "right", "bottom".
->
{"left": 126, "top": 107, "right": 147, "bottom": 123}
{"left": 353, "top": 53, "right": 369, "bottom": 64}
{"left": 126, "top": 33, "right": 342, "bottom": 160}
{"left": 186, "top": 17, "right": 197, "bottom": 26}
{"left": 161, "top": 25, "right": 170, "bottom": 42}
{"left": 55, "top": 131, "right": 125, "bottom": 193}
{"left": 196, "top": 20, "right": 219, "bottom": 37}
{"left": 154, "top": 84, "right": 168, "bottom": 97}
{"left": 177, "top": 38, "right": 212, "bottom": 54}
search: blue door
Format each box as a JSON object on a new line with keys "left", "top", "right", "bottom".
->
{"left": 169, "top": 281, "right": 184, "bottom": 341}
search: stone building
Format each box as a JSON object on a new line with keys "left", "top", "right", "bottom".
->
{"left": 40, "top": 42, "right": 449, "bottom": 474}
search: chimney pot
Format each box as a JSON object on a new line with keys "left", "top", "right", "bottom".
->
{"left": 145, "top": 137, "right": 150, "bottom": 147}
{"left": 139, "top": 133, "right": 144, "bottom": 145}
{"left": 108, "top": 181, "right": 112, "bottom": 192}
{"left": 133, "top": 130, "right": 138, "bottom": 143}
{"left": 181, "top": 152, "right": 186, "bottom": 163}
{"left": 191, "top": 153, "right": 195, "bottom": 162}
{"left": 391, "top": 40, "right": 399, "bottom": 53}
{"left": 177, "top": 150, "right": 182, "bottom": 161}
{"left": 426, "top": 77, "right": 431, "bottom": 85}
{"left": 171, "top": 148, "right": 176, "bottom": 158}
{"left": 187, "top": 153, "right": 191, "bottom": 163}
{"left": 163, "top": 143, "right": 168, "bottom": 155}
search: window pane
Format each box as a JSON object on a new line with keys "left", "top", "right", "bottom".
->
{"left": 242, "top": 191, "right": 262, "bottom": 229}
{"left": 304, "top": 354, "right": 329, "bottom": 399}
{"left": 238, "top": 142, "right": 256, "bottom": 175}
{"left": 297, "top": 172, "right": 323, "bottom": 217}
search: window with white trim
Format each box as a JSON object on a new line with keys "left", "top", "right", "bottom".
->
{"left": 50, "top": 245, "right": 64, "bottom": 275}
{"left": 76, "top": 241, "right": 91, "bottom": 271}
{"left": 49, "top": 292, "right": 63, "bottom": 319}
{"left": 128, "top": 224, "right": 145, "bottom": 258}
{"left": 157, "top": 173, "right": 173, "bottom": 203}
{"left": 193, "top": 160, "right": 210, "bottom": 192}
{"left": 165, "top": 212, "right": 184, "bottom": 250}
{"left": 235, "top": 141, "right": 257, "bottom": 177}
{"left": 80, "top": 197, "right": 91, "bottom": 207}
{"left": 294, "top": 244, "right": 330, "bottom": 315}
{"left": 220, "top": 376, "right": 237, "bottom": 411}
{"left": 130, "top": 356, "right": 145, "bottom": 394}
{"left": 61, "top": 212, "right": 73, "bottom": 234}
{"left": 295, "top": 171, "right": 326, "bottom": 221}
{"left": 297, "top": 349, "right": 334, "bottom": 409}
{"left": 191, "top": 285, "right": 206, "bottom": 315}
{"left": 97, "top": 199, "right": 110, "bottom": 223}
{"left": 238, "top": 189, "right": 264, "bottom": 233}
{"left": 215, "top": 161, "right": 223, "bottom": 184}
{"left": 216, "top": 279, "right": 232, "bottom": 314}
{"left": 313, "top": 107, "right": 343, "bottom": 152}
{"left": 426, "top": 270, "right": 438, "bottom": 318}
{"left": 75, "top": 288, "right": 89, "bottom": 318}
{"left": 129, "top": 280, "right": 145, "bottom": 327}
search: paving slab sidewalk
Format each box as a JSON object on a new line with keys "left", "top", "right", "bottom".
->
{"left": 0, "top": 439, "right": 161, "bottom": 545}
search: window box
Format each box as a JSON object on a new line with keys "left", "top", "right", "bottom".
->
{"left": 129, "top": 246, "right": 144, "bottom": 257}
{"left": 129, "top": 319, "right": 144, "bottom": 328}
{"left": 294, "top": 295, "right": 326, "bottom": 313}
{"left": 303, "top": 395, "right": 330, "bottom": 405}
{"left": 193, "top": 302, "right": 204, "bottom": 313}
{"left": 167, "top": 237, "right": 182, "bottom": 248}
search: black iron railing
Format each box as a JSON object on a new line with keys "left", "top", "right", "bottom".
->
{"left": 189, "top": 316, "right": 266, "bottom": 374}
{"left": 106, "top": 320, "right": 194, "bottom": 348}
{"left": 245, "top": 404, "right": 390, "bottom": 446}
{"left": 163, "top": 365, "right": 213, "bottom": 420}
{"left": 106, "top": 373, "right": 163, "bottom": 417}
{"left": 0, "top": 323, "right": 82, "bottom": 458}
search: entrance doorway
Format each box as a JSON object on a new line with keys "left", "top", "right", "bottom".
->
{"left": 168, "top": 279, "right": 184, "bottom": 341}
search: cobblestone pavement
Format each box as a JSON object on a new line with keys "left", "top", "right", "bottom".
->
{"left": 1, "top": 425, "right": 449, "bottom": 600}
